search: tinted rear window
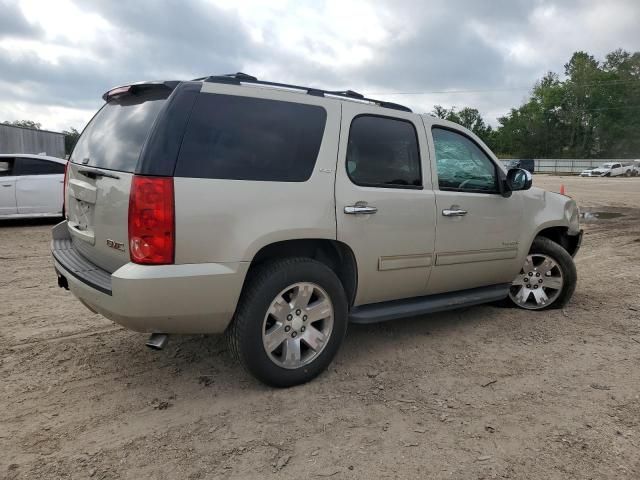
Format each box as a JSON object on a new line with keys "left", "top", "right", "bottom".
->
{"left": 71, "top": 90, "right": 169, "bottom": 172}
{"left": 175, "top": 93, "right": 327, "bottom": 181}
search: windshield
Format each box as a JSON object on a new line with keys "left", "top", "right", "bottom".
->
{"left": 71, "top": 90, "right": 169, "bottom": 172}
{"left": 601, "top": 163, "right": 614, "bottom": 168}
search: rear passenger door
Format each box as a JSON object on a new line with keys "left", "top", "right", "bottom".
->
{"left": 14, "top": 157, "right": 65, "bottom": 215}
{"left": 0, "top": 158, "right": 17, "bottom": 215}
{"left": 335, "top": 103, "right": 437, "bottom": 306}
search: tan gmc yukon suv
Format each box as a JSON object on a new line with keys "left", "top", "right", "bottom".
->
{"left": 52, "top": 73, "right": 583, "bottom": 387}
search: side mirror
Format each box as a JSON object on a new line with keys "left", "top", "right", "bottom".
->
{"left": 506, "top": 168, "right": 532, "bottom": 192}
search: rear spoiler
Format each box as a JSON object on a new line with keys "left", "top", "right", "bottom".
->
{"left": 102, "top": 81, "right": 181, "bottom": 102}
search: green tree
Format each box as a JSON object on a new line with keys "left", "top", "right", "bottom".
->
{"left": 597, "top": 49, "right": 640, "bottom": 157}
{"left": 432, "top": 105, "right": 450, "bottom": 119}
{"left": 491, "top": 48, "right": 640, "bottom": 158}
{"left": 493, "top": 72, "right": 569, "bottom": 158}
{"left": 431, "top": 105, "right": 494, "bottom": 148}
{"left": 3, "top": 119, "right": 42, "bottom": 129}
{"left": 62, "top": 127, "right": 80, "bottom": 156}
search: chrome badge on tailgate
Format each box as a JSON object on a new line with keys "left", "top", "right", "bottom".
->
{"left": 106, "top": 239, "right": 126, "bottom": 252}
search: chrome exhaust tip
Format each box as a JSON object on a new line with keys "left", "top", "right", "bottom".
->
{"left": 146, "top": 333, "right": 169, "bottom": 350}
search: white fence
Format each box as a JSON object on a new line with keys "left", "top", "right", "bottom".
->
{"left": 501, "top": 158, "right": 640, "bottom": 174}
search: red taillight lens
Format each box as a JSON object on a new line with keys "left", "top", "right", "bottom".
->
{"left": 128, "top": 176, "right": 174, "bottom": 265}
{"left": 63, "top": 161, "right": 69, "bottom": 216}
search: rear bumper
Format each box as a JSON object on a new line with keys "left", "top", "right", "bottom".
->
{"left": 51, "top": 222, "right": 249, "bottom": 334}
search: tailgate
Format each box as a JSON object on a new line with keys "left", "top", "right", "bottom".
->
{"left": 66, "top": 165, "right": 133, "bottom": 272}
{"left": 66, "top": 86, "right": 171, "bottom": 273}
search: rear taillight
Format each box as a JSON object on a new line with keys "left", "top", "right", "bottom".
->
{"left": 128, "top": 176, "right": 174, "bottom": 265}
{"left": 63, "top": 161, "right": 69, "bottom": 217}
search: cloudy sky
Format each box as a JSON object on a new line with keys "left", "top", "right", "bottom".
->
{"left": 1, "top": 0, "right": 638, "bottom": 131}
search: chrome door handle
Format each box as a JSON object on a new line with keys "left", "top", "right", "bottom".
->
{"left": 442, "top": 208, "right": 467, "bottom": 217}
{"left": 2, "top": 184, "right": 12, "bottom": 187}
{"left": 344, "top": 205, "right": 378, "bottom": 215}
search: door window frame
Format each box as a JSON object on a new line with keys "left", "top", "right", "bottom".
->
{"left": 346, "top": 113, "right": 423, "bottom": 190}
{"left": 430, "top": 125, "right": 504, "bottom": 195}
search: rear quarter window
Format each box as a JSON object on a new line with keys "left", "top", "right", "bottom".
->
{"left": 175, "top": 93, "right": 327, "bottom": 181}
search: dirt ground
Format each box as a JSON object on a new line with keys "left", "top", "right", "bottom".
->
{"left": 1, "top": 175, "right": 639, "bottom": 479}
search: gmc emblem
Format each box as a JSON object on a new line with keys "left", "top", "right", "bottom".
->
{"left": 106, "top": 239, "right": 125, "bottom": 252}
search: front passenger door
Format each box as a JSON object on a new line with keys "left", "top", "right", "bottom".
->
{"left": 426, "top": 126, "right": 523, "bottom": 295}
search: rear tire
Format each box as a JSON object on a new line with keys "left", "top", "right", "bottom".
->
{"left": 506, "top": 237, "right": 577, "bottom": 310}
{"left": 226, "top": 257, "right": 348, "bottom": 387}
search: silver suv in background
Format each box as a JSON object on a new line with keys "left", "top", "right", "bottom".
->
{"left": 52, "top": 73, "right": 582, "bottom": 387}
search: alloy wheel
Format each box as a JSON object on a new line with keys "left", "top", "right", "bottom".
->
{"left": 262, "top": 282, "right": 334, "bottom": 369}
{"left": 509, "top": 254, "right": 564, "bottom": 310}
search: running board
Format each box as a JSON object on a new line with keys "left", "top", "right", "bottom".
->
{"left": 349, "top": 284, "right": 511, "bottom": 324}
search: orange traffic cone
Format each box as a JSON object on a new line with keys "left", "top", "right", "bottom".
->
{"left": 560, "top": 184, "right": 565, "bottom": 195}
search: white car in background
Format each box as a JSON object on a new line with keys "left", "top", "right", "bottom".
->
{"left": 580, "top": 162, "right": 631, "bottom": 177}
{"left": 0, "top": 154, "right": 67, "bottom": 219}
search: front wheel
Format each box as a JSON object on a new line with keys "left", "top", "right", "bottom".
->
{"left": 507, "top": 237, "right": 577, "bottom": 310}
{"left": 226, "top": 258, "right": 348, "bottom": 387}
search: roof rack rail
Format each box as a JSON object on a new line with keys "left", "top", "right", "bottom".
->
{"left": 192, "top": 73, "right": 412, "bottom": 113}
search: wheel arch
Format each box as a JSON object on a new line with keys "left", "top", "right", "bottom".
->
{"left": 245, "top": 239, "right": 358, "bottom": 308}
{"left": 534, "top": 225, "right": 580, "bottom": 257}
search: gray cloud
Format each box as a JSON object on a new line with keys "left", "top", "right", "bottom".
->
{"left": 0, "top": 0, "right": 257, "bottom": 120}
{"left": 0, "top": 0, "right": 638, "bottom": 129}
{"left": 0, "top": 0, "right": 43, "bottom": 39}
{"left": 81, "top": 0, "right": 256, "bottom": 77}
{"left": 347, "top": 0, "right": 640, "bottom": 118}
{"left": 0, "top": 48, "right": 108, "bottom": 109}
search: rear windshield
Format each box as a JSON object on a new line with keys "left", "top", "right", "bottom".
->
{"left": 71, "top": 90, "right": 169, "bottom": 172}
{"left": 175, "top": 93, "right": 327, "bottom": 181}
